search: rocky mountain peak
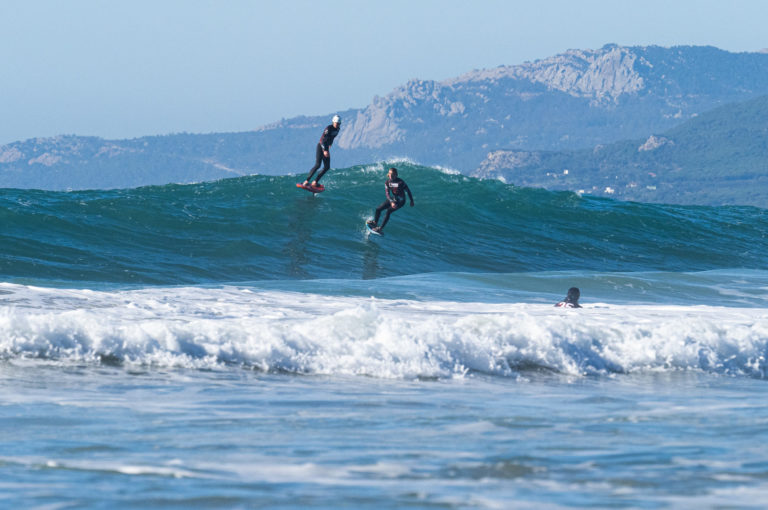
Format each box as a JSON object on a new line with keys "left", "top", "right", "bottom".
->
{"left": 451, "top": 44, "right": 647, "bottom": 102}
{"left": 338, "top": 45, "right": 654, "bottom": 151}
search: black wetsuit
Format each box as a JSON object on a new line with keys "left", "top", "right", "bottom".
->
{"left": 306, "top": 124, "right": 341, "bottom": 183}
{"left": 374, "top": 177, "right": 413, "bottom": 229}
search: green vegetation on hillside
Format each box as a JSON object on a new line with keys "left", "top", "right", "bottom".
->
{"left": 477, "top": 95, "right": 768, "bottom": 206}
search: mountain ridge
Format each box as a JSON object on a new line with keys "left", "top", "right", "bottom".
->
{"left": 2, "top": 44, "right": 768, "bottom": 201}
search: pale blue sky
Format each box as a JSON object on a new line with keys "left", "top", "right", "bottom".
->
{"left": 1, "top": 0, "right": 766, "bottom": 145}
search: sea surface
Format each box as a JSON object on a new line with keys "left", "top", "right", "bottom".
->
{"left": 2, "top": 163, "right": 768, "bottom": 509}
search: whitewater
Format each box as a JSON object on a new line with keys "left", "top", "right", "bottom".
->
{"left": 3, "top": 163, "right": 768, "bottom": 508}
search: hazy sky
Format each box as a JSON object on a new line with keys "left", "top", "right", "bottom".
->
{"left": 1, "top": 0, "right": 767, "bottom": 145}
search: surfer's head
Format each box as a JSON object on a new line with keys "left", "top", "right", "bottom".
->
{"left": 566, "top": 287, "right": 580, "bottom": 303}
{"left": 332, "top": 114, "right": 341, "bottom": 126}
{"left": 388, "top": 167, "right": 398, "bottom": 178}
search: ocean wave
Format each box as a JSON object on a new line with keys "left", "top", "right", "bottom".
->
{"left": 2, "top": 165, "right": 767, "bottom": 284}
{"left": 2, "top": 284, "right": 767, "bottom": 379}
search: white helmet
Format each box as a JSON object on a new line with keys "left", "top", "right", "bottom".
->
{"left": 332, "top": 114, "right": 341, "bottom": 124}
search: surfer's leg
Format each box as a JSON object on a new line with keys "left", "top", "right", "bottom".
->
{"left": 314, "top": 153, "right": 331, "bottom": 184}
{"left": 379, "top": 201, "right": 404, "bottom": 229}
{"left": 380, "top": 210, "right": 393, "bottom": 229}
{"left": 379, "top": 204, "right": 397, "bottom": 229}
{"left": 373, "top": 200, "right": 389, "bottom": 225}
{"left": 305, "top": 144, "right": 324, "bottom": 184}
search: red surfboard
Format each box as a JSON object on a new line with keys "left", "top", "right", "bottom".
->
{"left": 296, "top": 182, "right": 325, "bottom": 193}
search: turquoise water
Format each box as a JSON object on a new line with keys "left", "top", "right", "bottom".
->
{"left": 2, "top": 163, "right": 768, "bottom": 508}
{"left": 2, "top": 164, "right": 766, "bottom": 285}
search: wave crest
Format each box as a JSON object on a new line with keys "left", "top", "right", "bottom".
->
{"left": 2, "top": 285, "right": 767, "bottom": 379}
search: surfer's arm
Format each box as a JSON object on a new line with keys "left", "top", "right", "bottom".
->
{"left": 320, "top": 126, "right": 332, "bottom": 151}
{"left": 404, "top": 182, "right": 414, "bottom": 205}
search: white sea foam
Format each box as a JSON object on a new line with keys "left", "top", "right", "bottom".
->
{"left": 352, "top": 158, "right": 420, "bottom": 175}
{"left": 431, "top": 164, "right": 462, "bottom": 175}
{"left": 1, "top": 283, "right": 767, "bottom": 379}
{"left": 383, "top": 156, "right": 419, "bottom": 167}
{"left": 2, "top": 456, "right": 203, "bottom": 479}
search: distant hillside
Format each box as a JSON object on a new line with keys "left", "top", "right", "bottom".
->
{"left": 3, "top": 44, "right": 768, "bottom": 191}
{"left": 337, "top": 44, "right": 768, "bottom": 169}
{"left": 472, "top": 94, "right": 768, "bottom": 206}
{"left": 0, "top": 116, "right": 349, "bottom": 190}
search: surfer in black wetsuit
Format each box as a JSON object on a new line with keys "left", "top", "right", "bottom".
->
{"left": 555, "top": 287, "right": 582, "bottom": 308}
{"left": 303, "top": 115, "right": 341, "bottom": 188}
{"left": 367, "top": 167, "right": 414, "bottom": 233}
